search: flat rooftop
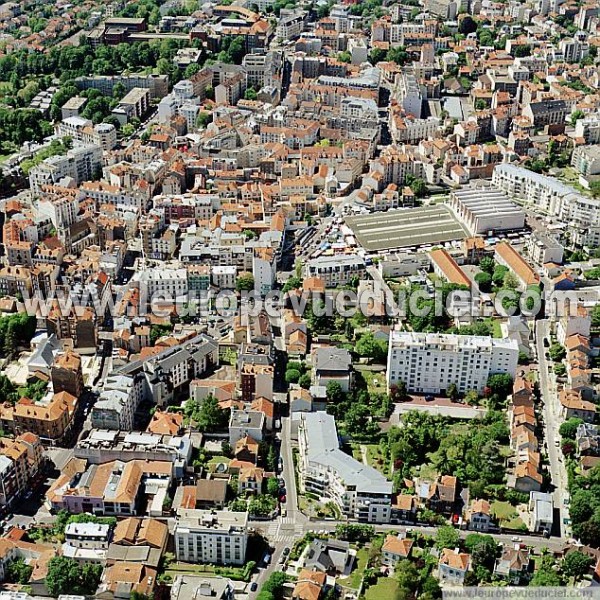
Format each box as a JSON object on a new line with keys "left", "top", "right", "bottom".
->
{"left": 345, "top": 204, "right": 469, "bottom": 252}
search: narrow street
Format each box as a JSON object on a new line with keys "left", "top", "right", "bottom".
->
{"left": 535, "top": 319, "right": 568, "bottom": 539}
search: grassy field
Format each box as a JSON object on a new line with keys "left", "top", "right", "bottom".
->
{"left": 339, "top": 547, "right": 369, "bottom": 590}
{"left": 491, "top": 501, "right": 527, "bottom": 529}
{"left": 366, "top": 444, "right": 389, "bottom": 476}
{"left": 365, "top": 577, "right": 399, "bottom": 600}
{"left": 208, "top": 455, "right": 231, "bottom": 465}
{"left": 356, "top": 367, "right": 387, "bottom": 394}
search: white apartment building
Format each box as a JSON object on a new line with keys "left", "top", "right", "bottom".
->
{"left": 298, "top": 412, "right": 393, "bottom": 523}
{"left": 56, "top": 119, "right": 117, "bottom": 151}
{"left": 62, "top": 522, "right": 111, "bottom": 563}
{"left": 37, "top": 195, "right": 80, "bottom": 230}
{"left": 575, "top": 114, "right": 600, "bottom": 144}
{"left": 211, "top": 265, "right": 237, "bottom": 289}
{"left": 492, "top": 163, "right": 600, "bottom": 247}
{"left": 174, "top": 509, "right": 248, "bottom": 565}
{"left": 131, "top": 267, "right": 188, "bottom": 298}
{"left": 29, "top": 144, "right": 102, "bottom": 195}
{"left": 386, "top": 331, "right": 519, "bottom": 395}
{"left": 91, "top": 374, "right": 141, "bottom": 431}
{"left": 398, "top": 72, "right": 423, "bottom": 118}
{"left": 305, "top": 255, "right": 366, "bottom": 287}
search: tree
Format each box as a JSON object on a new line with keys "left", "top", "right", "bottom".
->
{"left": 530, "top": 554, "right": 563, "bottom": 586}
{"left": 236, "top": 273, "right": 255, "bottom": 292}
{"left": 435, "top": 525, "right": 460, "bottom": 550}
{"left": 46, "top": 557, "right": 102, "bottom": 596}
{"left": 196, "top": 111, "right": 212, "bottom": 128}
{"left": 185, "top": 394, "right": 229, "bottom": 432}
{"left": 6, "top": 558, "right": 33, "bottom": 584}
{"left": 282, "top": 275, "right": 302, "bottom": 292}
{"left": 447, "top": 383, "right": 459, "bottom": 401}
{"left": 335, "top": 523, "right": 374, "bottom": 542}
{"left": 464, "top": 534, "right": 498, "bottom": 568}
{"left": 369, "top": 48, "right": 386, "bottom": 64}
{"left": 410, "top": 178, "right": 428, "bottom": 197}
{"left": 390, "top": 381, "right": 408, "bottom": 402}
{"left": 502, "top": 270, "right": 520, "bottom": 290}
{"left": 248, "top": 494, "right": 276, "bottom": 517}
{"left": 150, "top": 324, "right": 172, "bottom": 345}
{"left": 549, "top": 343, "right": 566, "bottom": 362}
{"left": 244, "top": 87, "right": 258, "bottom": 100}
{"left": 298, "top": 373, "right": 311, "bottom": 389}
{"left": 492, "top": 265, "right": 508, "bottom": 287}
{"left": 562, "top": 550, "right": 593, "bottom": 579}
{"left": 486, "top": 373, "right": 513, "bottom": 398}
{"left": 266, "top": 477, "right": 280, "bottom": 497}
{"left": 338, "top": 51, "right": 351, "bottom": 63}
{"left": 459, "top": 15, "right": 477, "bottom": 35}
{"left": 570, "top": 109, "right": 585, "bottom": 127}
{"left": 326, "top": 381, "right": 344, "bottom": 403}
{"left": 386, "top": 46, "right": 409, "bottom": 65}
{"left": 474, "top": 271, "right": 492, "bottom": 293}
{"left": 285, "top": 368, "right": 301, "bottom": 384}
{"left": 479, "top": 257, "right": 495, "bottom": 274}
{"left": 559, "top": 418, "right": 584, "bottom": 440}
{"left": 592, "top": 304, "right": 600, "bottom": 328}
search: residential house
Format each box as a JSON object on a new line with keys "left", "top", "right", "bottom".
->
{"left": 494, "top": 546, "right": 531, "bottom": 584}
{"left": 467, "top": 499, "right": 494, "bottom": 532}
{"left": 438, "top": 548, "right": 471, "bottom": 585}
{"left": 381, "top": 534, "right": 413, "bottom": 566}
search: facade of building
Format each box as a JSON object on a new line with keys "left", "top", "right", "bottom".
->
{"left": 387, "top": 331, "right": 519, "bottom": 394}
{"left": 298, "top": 412, "right": 393, "bottom": 523}
{"left": 174, "top": 509, "right": 248, "bottom": 565}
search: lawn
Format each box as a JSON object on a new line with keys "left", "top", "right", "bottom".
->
{"left": 490, "top": 501, "right": 516, "bottom": 520}
{"left": 490, "top": 501, "right": 527, "bottom": 529}
{"left": 365, "top": 576, "right": 399, "bottom": 600}
{"left": 488, "top": 318, "right": 503, "bottom": 338}
{"left": 356, "top": 368, "right": 387, "bottom": 394}
{"left": 366, "top": 444, "right": 389, "bottom": 476}
{"left": 339, "top": 547, "right": 369, "bottom": 590}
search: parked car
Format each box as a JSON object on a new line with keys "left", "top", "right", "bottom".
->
{"left": 250, "top": 582, "right": 258, "bottom": 592}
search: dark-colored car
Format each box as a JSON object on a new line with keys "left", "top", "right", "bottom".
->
{"left": 250, "top": 582, "right": 258, "bottom": 592}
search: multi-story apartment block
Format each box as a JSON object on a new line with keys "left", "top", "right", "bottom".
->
{"left": 131, "top": 267, "right": 188, "bottom": 299}
{"left": 51, "top": 351, "right": 84, "bottom": 398}
{"left": 492, "top": 164, "right": 600, "bottom": 247}
{"left": 29, "top": 145, "right": 102, "bottom": 195}
{"left": 386, "top": 331, "right": 519, "bottom": 395}
{"left": 305, "top": 255, "right": 366, "bottom": 287}
{"left": 0, "top": 433, "right": 43, "bottom": 507}
{"left": 174, "top": 509, "right": 248, "bottom": 565}
{"left": 298, "top": 412, "right": 393, "bottom": 523}
{"left": 112, "top": 87, "right": 150, "bottom": 125}
{"left": 75, "top": 74, "right": 168, "bottom": 99}
{"left": 9, "top": 392, "right": 78, "bottom": 443}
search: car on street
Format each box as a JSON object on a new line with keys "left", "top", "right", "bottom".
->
{"left": 250, "top": 582, "right": 258, "bottom": 592}
{"left": 283, "top": 547, "right": 290, "bottom": 556}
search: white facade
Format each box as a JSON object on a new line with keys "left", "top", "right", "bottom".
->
{"left": 492, "top": 163, "right": 600, "bottom": 247}
{"left": 387, "top": 331, "right": 519, "bottom": 394}
{"left": 298, "top": 412, "right": 393, "bottom": 523}
{"left": 174, "top": 509, "right": 248, "bottom": 565}
{"left": 131, "top": 267, "right": 188, "bottom": 298}
{"left": 29, "top": 144, "right": 102, "bottom": 195}
{"left": 448, "top": 186, "right": 525, "bottom": 235}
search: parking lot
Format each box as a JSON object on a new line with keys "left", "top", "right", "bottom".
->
{"left": 345, "top": 205, "right": 469, "bottom": 252}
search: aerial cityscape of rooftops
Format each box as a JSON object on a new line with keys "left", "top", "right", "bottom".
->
{"left": 1, "top": 0, "right": 600, "bottom": 598}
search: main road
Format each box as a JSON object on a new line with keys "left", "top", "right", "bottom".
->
{"left": 535, "top": 318, "right": 568, "bottom": 539}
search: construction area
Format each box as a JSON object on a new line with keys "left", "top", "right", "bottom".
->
{"left": 345, "top": 204, "right": 469, "bottom": 252}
